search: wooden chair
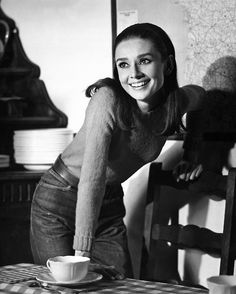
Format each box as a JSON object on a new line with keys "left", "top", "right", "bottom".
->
{"left": 141, "top": 161, "right": 236, "bottom": 286}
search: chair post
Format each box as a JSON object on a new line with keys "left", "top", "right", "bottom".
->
{"left": 143, "top": 162, "right": 179, "bottom": 281}
{"left": 141, "top": 162, "right": 162, "bottom": 280}
{"left": 220, "top": 168, "right": 236, "bottom": 274}
{"left": 146, "top": 162, "right": 163, "bottom": 244}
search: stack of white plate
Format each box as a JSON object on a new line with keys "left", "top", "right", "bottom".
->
{"left": 0, "top": 154, "right": 10, "bottom": 168}
{"left": 13, "top": 128, "right": 73, "bottom": 170}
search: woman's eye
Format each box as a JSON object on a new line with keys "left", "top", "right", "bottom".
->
{"left": 139, "top": 58, "right": 151, "bottom": 65}
{"left": 118, "top": 62, "right": 129, "bottom": 68}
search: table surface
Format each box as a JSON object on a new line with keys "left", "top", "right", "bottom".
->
{"left": 0, "top": 264, "right": 208, "bottom": 294}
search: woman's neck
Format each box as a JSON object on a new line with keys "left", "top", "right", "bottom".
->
{"left": 137, "top": 88, "right": 167, "bottom": 113}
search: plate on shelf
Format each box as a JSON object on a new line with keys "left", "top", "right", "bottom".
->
{"left": 23, "top": 164, "right": 51, "bottom": 171}
{"left": 0, "top": 154, "right": 9, "bottom": 168}
{"left": 36, "top": 271, "right": 103, "bottom": 286}
{"left": 0, "top": 163, "right": 9, "bottom": 168}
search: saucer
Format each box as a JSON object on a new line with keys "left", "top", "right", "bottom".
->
{"left": 36, "top": 271, "right": 103, "bottom": 286}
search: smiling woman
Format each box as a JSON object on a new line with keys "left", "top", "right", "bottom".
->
{"left": 30, "top": 23, "right": 206, "bottom": 279}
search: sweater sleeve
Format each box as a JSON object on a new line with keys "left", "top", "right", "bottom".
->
{"left": 73, "top": 86, "right": 116, "bottom": 252}
{"left": 180, "top": 85, "right": 205, "bottom": 112}
{"left": 180, "top": 85, "right": 206, "bottom": 163}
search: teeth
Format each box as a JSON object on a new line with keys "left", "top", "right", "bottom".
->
{"left": 130, "top": 81, "right": 148, "bottom": 88}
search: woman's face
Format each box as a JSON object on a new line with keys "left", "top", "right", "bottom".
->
{"left": 115, "top": 37, "right": 166, "bottom": 112}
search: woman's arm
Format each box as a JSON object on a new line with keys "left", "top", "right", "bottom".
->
{"left": 73, "top": 87, "right": 116, "bottom": 255}
{"left": 180, "top": 85, "right": 205, "bottom": 113}
{"left": 173, "top": 85, "right": 206, "bottom": 181}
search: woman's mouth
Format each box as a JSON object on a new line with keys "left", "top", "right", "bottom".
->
{"left": 129, "top": 80, "right": 149, "bottom": 89}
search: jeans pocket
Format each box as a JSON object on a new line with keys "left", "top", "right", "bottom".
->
{"left": 32, "top": 171, "right": 77, "bottom": 220}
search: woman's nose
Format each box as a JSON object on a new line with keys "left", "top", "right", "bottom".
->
{"left": 129, "top": 64, "right": 143, "bottom": 79}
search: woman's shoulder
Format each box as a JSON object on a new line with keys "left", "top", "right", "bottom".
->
{"left": 177, "top": 84, "right": 206, "bottom": 113}
{"left": 85, "top": 85, "right": 121, "bottom": 124}
{"left": 89, "top": 85, "right": 119, "bottom": 109}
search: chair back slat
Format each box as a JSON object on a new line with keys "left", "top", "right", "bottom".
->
{"left": 152, "top": 224, "right": 222, "bottom": 254}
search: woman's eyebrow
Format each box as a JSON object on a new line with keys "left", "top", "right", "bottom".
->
{"left": 137, "top": 53, "right": 153, "bottom": 58}
{"left": 116, "top": 57, "right": 128, "bottom": 62}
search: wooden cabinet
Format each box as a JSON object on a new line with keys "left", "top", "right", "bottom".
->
{"left": 0, "top": 171, "right": 42, "bottom": 265}
{"left": 0, "top": 6, "right": 68, "bottom": 265}
{"left": 0, "top": 7, "right": 67, "bottom": 164}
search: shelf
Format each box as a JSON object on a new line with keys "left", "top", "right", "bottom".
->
{"left": 0, "top": 116, "right": 58, "bottom": 128}
{"left": 0, "top": 169, "right": 43, "bottom": 181}
{"left": 0, "top": 67, "right": 32, "bottom": 76}
{"left": 0, "top": 96, "right": 24, "bottom": 102}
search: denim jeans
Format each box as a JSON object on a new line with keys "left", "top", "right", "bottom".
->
{"left": 30, "top": 168, "right": 133, "bottom": 277}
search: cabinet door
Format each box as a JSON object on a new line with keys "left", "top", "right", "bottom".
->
{"left": 0, "top": 173, "right": 41, "bottom": 265}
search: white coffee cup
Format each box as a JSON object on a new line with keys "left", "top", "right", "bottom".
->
{"left": 46, "top": 255, "right": 90, "bottom": 283}
{"left": 207, "top": 275, "right": 236, "bottom": 294}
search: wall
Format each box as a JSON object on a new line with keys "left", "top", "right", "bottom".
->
{"left": 1, "top": 0, "right": 112, "bottom": 132}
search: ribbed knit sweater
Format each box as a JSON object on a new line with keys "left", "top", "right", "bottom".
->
{"left": 61, "top": 85, "right": 204, "bottom": 252}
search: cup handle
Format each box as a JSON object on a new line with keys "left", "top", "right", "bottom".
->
{"left": 46, "top": 260, "right": 51, "bottom": 271}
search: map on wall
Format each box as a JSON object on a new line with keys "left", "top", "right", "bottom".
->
{"left": 174, "top": 0, "right": 236, "bottom": 86}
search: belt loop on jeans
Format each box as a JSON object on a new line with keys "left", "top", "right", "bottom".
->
{"left": 52, "top": 154, "right": 79, "bottom": 188}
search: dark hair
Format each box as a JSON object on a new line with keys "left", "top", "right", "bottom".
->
{"left": 86, "top": 23, "right": 182, "bottom": 135}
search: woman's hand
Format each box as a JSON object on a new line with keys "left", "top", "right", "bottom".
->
{"left": 75, "top": 250, "right": 90, "bottom": 258}
{"left": 173, "top": 160, "right": 203, "bottom": 182}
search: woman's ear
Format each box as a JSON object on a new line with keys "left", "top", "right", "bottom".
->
{"left": 164, "top": 55, "right": 174, "bottom": 76}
